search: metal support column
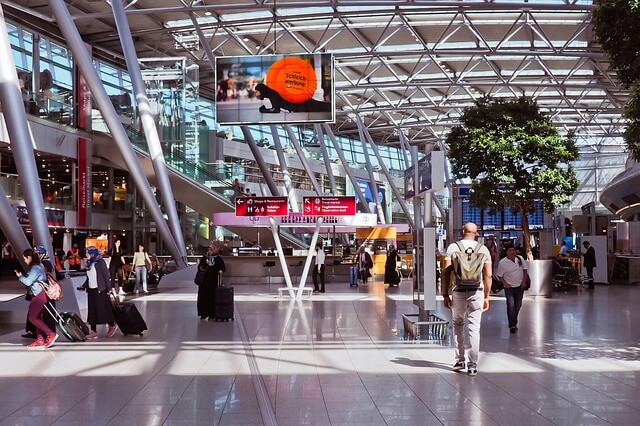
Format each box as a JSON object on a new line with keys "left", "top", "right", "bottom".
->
{"left": 48, "top": 0, "right": 186, "bottom": 268}
{"left": 0, "top": 5, "right": 53, "bottom": 256}
{"left": 314, "top": 124, "right": 336, "bottom": 195}
{"left": 356, "top": 116, "right": 385, "bottom": 224}
{"left": 360, "top": 122, "right": 415, "bottom": 229}
{"left": 297, "top": 218, "right": 323, "bottom": 298}
{"left": 268, "top": 217, "right": 295, "bottom": 298}
{"left": 398, "top": 131, "right": 411, "bottom": 169}
{"left": 111, "top": 0, "right": 187, "bottom": 263}
{"left": 0, "top": 187, "right": 31, "bottom": 268}
{"left": 284, "top": 125, "right": 322, "bottom": 195}
{"left": 411, "top": 146, "right": 422, "bottom": 229}
{"left": 271, "top": 125, "right": 299, "bottom": 212}
{"left": 240, "top": 126, "right": 279, "bottom": 196}
{"left": 321, "top": 123, "right": 371, "bottom": 213}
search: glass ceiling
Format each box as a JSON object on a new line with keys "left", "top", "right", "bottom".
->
{"left": 11, "top": 0, "right": 632, "bottom": 212}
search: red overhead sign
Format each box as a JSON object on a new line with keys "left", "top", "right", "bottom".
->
{"left": 235, "top": 197, "right": 289, "bottom": 217}
{"left": 302, "top": 196, "right": 356, "bottom": 216}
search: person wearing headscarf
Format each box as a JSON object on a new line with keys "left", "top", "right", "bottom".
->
{"left": 197, "top": 244, "right": 226, "bottom": 319}
{"left": 384, "top": 244, "right": 401, "bottom": 287}
{"left": 16, "top": 248, "right": 58, "bottom": 350}
{"left": 83, "top": 246, "right": 117, "bottom": 339}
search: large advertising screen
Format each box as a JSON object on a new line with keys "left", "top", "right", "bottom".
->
{"left": 215, "top": 54, "right": 334, "bottom": 125}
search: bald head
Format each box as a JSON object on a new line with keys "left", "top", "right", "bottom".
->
{"left": 462, "top": 222, "right": 478, "bottom": 240}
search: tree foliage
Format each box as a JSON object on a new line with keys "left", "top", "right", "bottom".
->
{"left": 446, "top": 96, "right": 579, "bottom": 258}
{"left": 593, "top": 0, "right": 640, "bottom": 160}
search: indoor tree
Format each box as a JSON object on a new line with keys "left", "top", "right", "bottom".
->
{"left": 593, "top": 0, "right": 640, "bottom": 160}
{"left": 446, "top": 96, "right": 579, "bottom": 259}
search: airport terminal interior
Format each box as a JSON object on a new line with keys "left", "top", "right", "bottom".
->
{"left": 1, "top": 1, "right": 640, "bottom": 425}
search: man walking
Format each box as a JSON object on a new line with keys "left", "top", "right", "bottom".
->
{"left": 582, "top": 241, "right": 596, "bottom": 290}
{"left": 442, "top": 222, "right": 492, "bottom": 376}
{"left": 496, "top": 244, "right": 528, "bottom": 333}
{"left": 312, "top": 243, "right": 326, "bottom": 293}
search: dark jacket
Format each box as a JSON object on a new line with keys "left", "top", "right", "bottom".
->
{"left": 583, "top": 245, "right": 596, "bottom": 268}
{"left": 384, "top": 250, "right": 400, "bottom": 284}
{"left": 108, "top": 246, "right": 124, "bottom": 269}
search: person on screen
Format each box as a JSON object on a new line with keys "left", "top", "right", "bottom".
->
{"left": 255, "top": 83, "right": 331, "bottom": 114}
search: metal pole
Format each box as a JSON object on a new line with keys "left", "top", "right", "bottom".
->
{"left": 271, "top": 125, "right": 299, "bottom": 212}
{"left": 356, "top": 116, "right": 385, "bottom": 224}
{"left": 240, "top": 126, "right": 279, "bottom": 196}
{"left": 190, "top": 13, "right": 216, "bottom": 70}
{"left": 315, "top": 124, "right": 337, "bottom": 194}
{"left": 297, "top": 217, "right": 323, "bottom": 299}
{"left": 361, "top": 122, "right": 416, "bottom": 229}
{"left": 284, "top": 125, "right": 323, "bottom": 195}
{"left": 0, "top": 189, "right": 31, "bottom": 269}
{"left": 411, "top": 146, "right": 422, "bottom": 229}
{"left": 321, "top": 123, "right": 372, "bottom": 214}
{"left": 398, "top": 131, "right": 411, "bottom": 168}
{"left": 0, "top": 5, "right": 53, "bottom": 257}
{"left": 269, "top": 217, "right": 295, "bottom": 298}
{"left": 111, "top": 0, "right": 187, "bottom": 263}
{"left": 47, "top": 0, "right": 186, "bottom": 268}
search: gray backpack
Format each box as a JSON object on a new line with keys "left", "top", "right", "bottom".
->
{"left": 451, "top": 241, "right": 485, "bottom": 288}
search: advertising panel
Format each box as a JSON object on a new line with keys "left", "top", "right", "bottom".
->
{"left": 404, "top": 165, "right": 415, "bottom": 200}
{"left": 215, "top": 54, "right": 334, "bottom": 124}
{"left": 355, "top": 178, "right": 387, "bottom": 223}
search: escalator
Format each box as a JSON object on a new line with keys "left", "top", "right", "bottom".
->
{"left": 93, "top": 126, "right": 310, "bottom": 250}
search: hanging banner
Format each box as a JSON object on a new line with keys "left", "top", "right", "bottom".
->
{"left": 235, "top": 196, "right": 289, "bottom": 217}
{"left": 77, "top": 137, "right": 92, "bottom": 227}
{"left": 73, "top": 43, "right": 92, "bottom": 130}
{"left": 215, "top": 53, "right": 334, "bottom": 125}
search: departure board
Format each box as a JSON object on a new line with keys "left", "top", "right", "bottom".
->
{"left": 482, "top": 208, "right": 502, "bottom": 230}
{"left": 503, "top": 208, "right": 522, "bottom": 230}
{"left": 461, "top": 198, "right": 481, "bottom": 225}
{"left": 527, "top": 200, "right": 544, "bottom": 229}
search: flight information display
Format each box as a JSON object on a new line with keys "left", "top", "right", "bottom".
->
{"left": 482, "top": 208, "right": 502, "bottom": 230}
{"left": 503, "top": 208, "right": 522, "bottom": 230}
{"left": 461, "top": 198, "right": 481, "bottom": 225}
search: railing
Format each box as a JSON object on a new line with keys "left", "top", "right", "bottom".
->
{"left": 22, "top": 91, "right": 73, "bottom": 127}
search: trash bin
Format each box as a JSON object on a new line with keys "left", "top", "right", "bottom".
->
{"left": 526, "top": 259, "right": 553, "bottom": 297}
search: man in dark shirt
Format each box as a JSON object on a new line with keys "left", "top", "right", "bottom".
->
{"left": 582, "top": 241, "right": 596, "bottom": 291}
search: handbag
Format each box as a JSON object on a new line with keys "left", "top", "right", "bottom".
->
{"left": 144, "top": 254, "right": 151, "bottom": 271}
{"left": 38, "top": 273, "right": 63, "bottom": 301}
{"left": 194, "top": 268, "right": 205, "bottom": 286}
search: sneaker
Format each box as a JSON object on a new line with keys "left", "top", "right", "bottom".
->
{"left": 107, "top": 325, "right": 117, "bottom": 338}
{"left": 86, "top": 331, "right": 98, "bottom": 339}
{"left": 144, "top": 291, "right": 150, "bottom": 295}
{"left": 468, "top": 367, "right": 478, "bottom": 377}
{"left": 452, "top": 361, "right": 466, "bottom": 372}
{"left": 21, "top": 331, "right": 36, "bottom": 339}
{"left": 44, "top": 333, "right": 58, "bottom": 348}
{"left": 118, "top": 289, "right": 126, "bottom": 296}
{"left": 27, "top": 338, "right": 46, "bottom": 351}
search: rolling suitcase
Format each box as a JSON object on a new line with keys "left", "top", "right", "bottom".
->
{"left": 349, "top": 266, "right": 359, "bottom": 287}
{"left": 110, "top": 295, "right": 148, "bottom": 336}
{"left": 213, "top": 277, "right": 234, "bottom": 322}
{"left": 44, "top": 303, "right": 89, "bottom": 342}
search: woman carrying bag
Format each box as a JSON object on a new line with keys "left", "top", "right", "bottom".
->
{"left": 15, "top": 248, "right": 58, "bottom": 350}
{"left": 83, "top": 247, "right": 117, "bottom": 339}
{"left": 384, "top": 244, "right": 401, "bottom": 287}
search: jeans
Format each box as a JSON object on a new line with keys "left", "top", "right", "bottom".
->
{"left": 312, "top": 265, "right": 325, "bottom": 291}
{"left": 504, "top": 286, "right": 524, "bottom": 329}
{"left": 135, "top": 265, "right": 147, "bottom": 292}
{"left": 451, "top": 289, "right": 484, "bottom": 368}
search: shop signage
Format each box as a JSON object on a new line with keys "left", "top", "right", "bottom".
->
{"left": 302, "top": 196, "right": 356, "bottom": 216}
{"left": 235, "top": 196, "right": 289, "bottom": 217}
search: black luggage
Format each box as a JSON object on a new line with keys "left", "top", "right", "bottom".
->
{"left": 44, "top": 303, "right": 89, "bottom": 342}
{"left": 110, "top": 296, "right": 147, "bottom": 336}
{"left": 213, "top": 278, "right": 234, "bottom": 321}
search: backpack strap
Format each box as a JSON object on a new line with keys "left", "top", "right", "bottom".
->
{"left": 455, "top": 241, "right": 464, "bottom": 252}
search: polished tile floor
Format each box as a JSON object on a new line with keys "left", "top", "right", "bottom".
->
{"left": 1, "top": 267, "right": 640, "bottom": 425}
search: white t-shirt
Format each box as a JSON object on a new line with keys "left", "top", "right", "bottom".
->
{"left": 86, "top": 266, "right": 98, "bottom": 289}
{"left": 496, "top": 256, "right": 527, "bottom": 288}
{"left": 315, "top": 249, "right": 325, "bottom": 268}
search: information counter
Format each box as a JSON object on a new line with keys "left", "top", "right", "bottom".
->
{"left": 220, "top": 256, "right": 357, "bottom": 286}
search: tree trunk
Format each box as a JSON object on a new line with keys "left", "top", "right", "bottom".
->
{"left": 520, "top": 204, "right": 533, "bottom": 261}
